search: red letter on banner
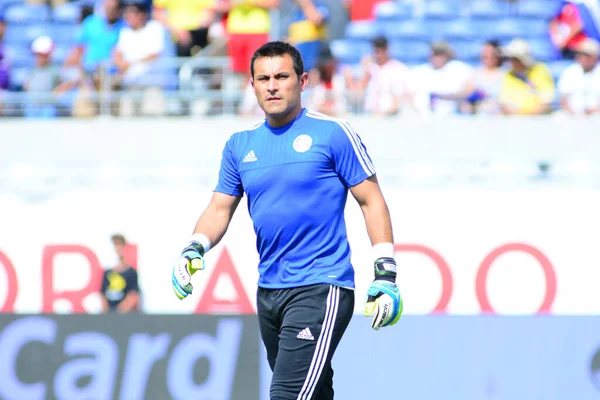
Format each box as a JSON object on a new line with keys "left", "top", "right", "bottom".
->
{"left": 475, "top": 243, "right": 557, "bottom": 314}
{"left": 0, "top": 250, "right": 18, "bottom": 312}
{"left": 42, "top": 245, "right": 103, "bottom": 313}
{"left": 394, "top": 244, "right": 453, "bottom": 314}
{"left": 195, "top": 247, "right": 254, "bottom": 314}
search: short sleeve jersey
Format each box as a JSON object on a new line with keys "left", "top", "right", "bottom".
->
{"left": 215, "top": 108, "right": 375, "bottom": 289}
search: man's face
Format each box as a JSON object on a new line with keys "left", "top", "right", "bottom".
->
{"left": 104, "top": 0, "right": 121, "bottom": 22}
{"left": 430, "top": 52, "right": 449, "bottom": 69}
{"left": 576, "top": 52, "right": 598, "bottom": 72}
{"left": 113, "top": 240, "right": 125, "bottom": 260}
{"left": 251, "top": 54, "right": 308, "bottom": 119}
{"left": 374, "top": 46, "right": 388, "bottom": 66}
{"left": 124, "top": 6, "right": 145, "bottom": 29}
{"left": 509, "top": 57, "right": 526, "bottom": 73}
{"left": 0, "top": 21, "right": 5, "bottom": 41}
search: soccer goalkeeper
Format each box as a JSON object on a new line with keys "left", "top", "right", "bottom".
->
{"left": 171, "top": 41, "right": 402, "bottom": 400}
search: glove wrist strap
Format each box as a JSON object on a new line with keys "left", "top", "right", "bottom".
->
{"left": 374, "top": 257, "right": 397, "bottom": 282}
{"left": 190, "top": 233, "right": 211, "bottom": 253}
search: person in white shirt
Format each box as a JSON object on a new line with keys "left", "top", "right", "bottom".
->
{"left": 409, "top": 41, "right": 474, "bottom": 117}
{"left": 347, "top": 36, "right": 410, "bottom": 116}
{"left": 557, "top": 38, "right": 600, "bottom": 115}
{"left": 114, "top": 2, "right": 166, "bottom": 87}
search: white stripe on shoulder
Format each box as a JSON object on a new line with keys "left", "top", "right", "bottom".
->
{"left": 246, "top": 119, "right": 265, "bottom": 131}
{"left": 305, "top": 111, "right": 375, "bottom": 175}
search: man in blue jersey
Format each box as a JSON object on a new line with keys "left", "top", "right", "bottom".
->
{"left": 171, "top": 41, "right": 402, "bottom": 400}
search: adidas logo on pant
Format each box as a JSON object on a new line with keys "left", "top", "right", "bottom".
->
{"left": 297, "top": 327, "right": 315, "bottom": 341}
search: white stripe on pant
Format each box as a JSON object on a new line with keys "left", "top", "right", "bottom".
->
{"left": 296, "top": 285, "right": 340, "bottom": 400}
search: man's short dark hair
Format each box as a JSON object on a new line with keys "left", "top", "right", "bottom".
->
{"left": 111, "top": 234, "right": 127, "bottom": 245}
{"left": 372, "top": 36, "right": 388, "bottom": 50}
{"left": 250, "top": 41, "right": 304, "bottom": 78}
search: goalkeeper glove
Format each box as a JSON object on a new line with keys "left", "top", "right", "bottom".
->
{"left": 172, "top": 241, "right": 205, "bottom": 300}
{"left": 363, "top": 257, "right": 403, "bottom": 330}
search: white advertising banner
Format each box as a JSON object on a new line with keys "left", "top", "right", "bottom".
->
{"left": 0, "top": 187, "right": 598, "bottom": 315}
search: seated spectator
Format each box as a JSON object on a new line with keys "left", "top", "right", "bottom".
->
{"left": 549, "top": 0, "right": 600, "bottom": 59}
{"left": 153, "top": 0, "right": 217, "bottom": 57}
{"left": 100, "top": 234, "right": 140, "bottom": 313}
{"left": 346, "top": 36, "right": 410, "bottom": 116}
{"left": 469, "top": 40, "right": 506, "bottom": 114}
{"left": 304, "top": 47, "right": 347, "bottom": 116}
{"left": 65, "top": 0, "right": 125, "bottom": 81}
{"left": 24, "top": 37, "right": 61, "bottom": 118}
{"left": 0, "top": 10, "right": 9, "bottom": 92}
{"left": 410, "top": 41, "right": 474, "bottom": 116}
{"left": 558, "top": 38, "right": 600, "bottom": 115}
{"left": 499, "top": 39, "right": 556, "bottom": 115}
{"left": 114, "top": 2, "right": 165, "bottom": 88}
{"left": 288, "top": 0, "right": 329, "bottom": 73}
{"left": 224, "top": 0, "right": 279, "bottom": 85}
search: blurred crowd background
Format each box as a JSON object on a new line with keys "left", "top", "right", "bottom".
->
{"left": 0, "top": 0, "right": 598, "bottom": 118}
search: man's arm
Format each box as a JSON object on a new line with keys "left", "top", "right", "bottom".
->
{"left": 117, "top": 291, "right": 139, "bottom": 312}
{"left": 349, "top": 175, "right": 393, "bottom": 246}
{"left": 191, "top": 191, "right": 242, "bottom": 249}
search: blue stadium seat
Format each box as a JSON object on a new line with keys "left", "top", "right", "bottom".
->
{"left": 516, "top": 0, "right": 561, "bottom": 20}
{"left": 424, "top": 0, "right": 461, "bottom": 20}
{"left": 475, "top": 19, "right": 527, "bottom": 40}
{"left": 4, "top": 24, "right": 50, "bottom": 45}
{"left": 47, "top": 24, "right": 79, "bottom": 44}
{"left": 469, "top": 0, "right": 509, "bottom": 19}
{"left": 3, "top": 44, "right": 33, "bottom": 67}
{"left": 8, "top": 66, "right": 28, "bottom": 90}
{"left": 3, "top": 3, "right": 49, "bottom": 24}
{"left": 451, "top": 40, "right": 484, "bottom": 63}
{"left": 388, "top": 39, "right": 430, "bottom": 63}
{"left": 373, "top": 1, "right": 413, "bottom": 21}
{"left": 528, "top": 38, "right": 560, "bottom": 62}
{"left": 52, "top": 44, "right": 70, "bottom": 64}
{"left": 438, "top": 19, "right": 479, "bottom": 40}
{"left": 382, "top": 19, "right": 429, "bottom": 40}
{"left": 344, "top": 21, "right": 381, "bottom": 40}
{"left": 330, "top": 39, "right": 371, "bottom": 65}
{"left": 522, "top": 20, "right": 549, "bottom": 37}
{"left": 52, "top": 2, "right": 81, "bottom": 24}
{"left": 547, "top": 59, "right": 572, "bottom": 81}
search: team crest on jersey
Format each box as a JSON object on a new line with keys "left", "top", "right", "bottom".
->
{"left": 293, "top": 135, "right": 312, "bottom": 153}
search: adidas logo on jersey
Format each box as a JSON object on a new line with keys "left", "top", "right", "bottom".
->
{"left": 243, "top": 150, "right": 258, "bottom": 163}
{"left": 297, "top": 327, "right": 315, "bottom": 341}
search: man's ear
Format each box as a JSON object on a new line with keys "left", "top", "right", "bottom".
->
{"left": 299, "top": 72, "right": 309, "bottom": 92}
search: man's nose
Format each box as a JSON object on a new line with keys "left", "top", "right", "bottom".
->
{"left": 267, "top": 78, "right": 278, "bottom": 92}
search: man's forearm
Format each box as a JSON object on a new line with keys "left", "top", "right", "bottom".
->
{"left": 192, "top": 205, "right": 235, "bottom": 249}
{"left": 117, "top": 292, "right": 139, "bottom": 313}
{"left": 360, "top": 199, "right": 394, "bottom": 246}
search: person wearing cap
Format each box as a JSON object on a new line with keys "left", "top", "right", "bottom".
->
{"left": 498, "top": 39, "right": 556, "bottom": 115}
{"left": 409, "top": 40, "right": 474, "bottom": 116}
{"left": 550, "top": 0, "right": 600, "bottom": 59}
{"left": 557, "top": 37, "right": 600, "bottom": 115}
{"left": 23, "top": 36, "right": 62, "bottom": 118}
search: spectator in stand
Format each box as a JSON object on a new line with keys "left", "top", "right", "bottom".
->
{"left": 343, "top": 0, "right": 385, "bottom": 21}
{"left": 304, "top": 46, "right": 347, "bottom": 116}
{"left": 100, "top": 234, "right": 140, "bottom": 313}
{"left": 435, "top": 40, "right": 506, "bottom": 115}
{"left": 346, "top": 36, "right": 410, "bottom": 116}
{"left": 409, "top": 41, "right": 474, "bottom": 116}
{"left": 65, "top": 0, "right": 125, "bottom": 83}
{"left": 0, "top": 10, "right": 9, "bottom": 93}
{"left": 550, "top": 0, "right": 600, "bottom": 59}
{"left": 153, "top": 0, "right": 217, "bottom": 57}
{"left": 499, "top": 39, "right": 556, "bottom": 115}
{"left": 24, "top": 37, "right": 61, "bottom": 118}
{"left": 558, "top": 38, "right": 600, "bottom": 115}
{"left": 114, "top": 2, "right": 165, "bottom": 88}
{"left": 223, "top": 0, "right": 279, "bottom": 84}
{"left": 288, "top": 0, "right": 329, "bottom": 73}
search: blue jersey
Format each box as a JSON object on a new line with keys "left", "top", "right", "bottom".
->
{"left": 215, "top": 108, "right": 375, "bottom": 289}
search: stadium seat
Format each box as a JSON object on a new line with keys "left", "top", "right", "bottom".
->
{"left": 3, "top": 44, "right": 33, "bottom": 67}
{"left": 388, "top": 39, "right": 430, "bottom": 63}
{"left": 330, "top": 38, "right": 371, "bottom": 65}
{"left": 528, "top": 38, "right": 560, "bottom": 62}
{"left": 548, "top": 59, "right": 572, "bottom": 81}
{"left": 522, "top": 19, "right": 550, "bottom": 37}
{"left": 8, "top": 66, "right": 28, "bottom": 90}
{"left": 516, "top": 0, "right": 561, "bottom": 20}
{"left": 52, "top": 44, "right": 70, "bottom": 64}
{"left": 52, "top": 2, "right": 81, "bottom": 24}
{"left": 381, "top": 19, "right": 429, "bottom": 40}
{"left": 451, "top": 39, "right": 484, "bottom": 63}
{"left": 469, "top": 0, "right": 509, "bottom": 19}
{"left": 424, "top": 0, "right": 462, "bottom": 20}
{"left": 47, "top": 24, "right": 79, "bottom": 45}
{"left": 438, "top": 19, "right": 479, "bottom": 40}
{"left": 344, "top": 21, "right": 382, "bottom": 40}
{"left": 373, "top": 1, "right": 413, "bottom": 21}
{"left": 4, "top": 24, "right": 50, "bottom": 45}
{"left": 3, "top": 3, "right": 49, "bottom": 24}
{"left": 476, "top": 19, "right": 527, "bottom": 40}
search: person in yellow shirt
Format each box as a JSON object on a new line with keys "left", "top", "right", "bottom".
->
{"left": 499, "top": 39, "right": 556, "bottom": 115}
{"left": 224, "top": 0, "right": 280, "bottom": 75}
{"left": 153, "top": 0, "right": 217, "bottom": 57}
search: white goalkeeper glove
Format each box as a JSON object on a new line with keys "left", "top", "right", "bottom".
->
{"left": 363, "top": 257, "right": 403, "bottom": 330}
{"left": 172, "top": 241, "right": 205, "bottom": 300}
